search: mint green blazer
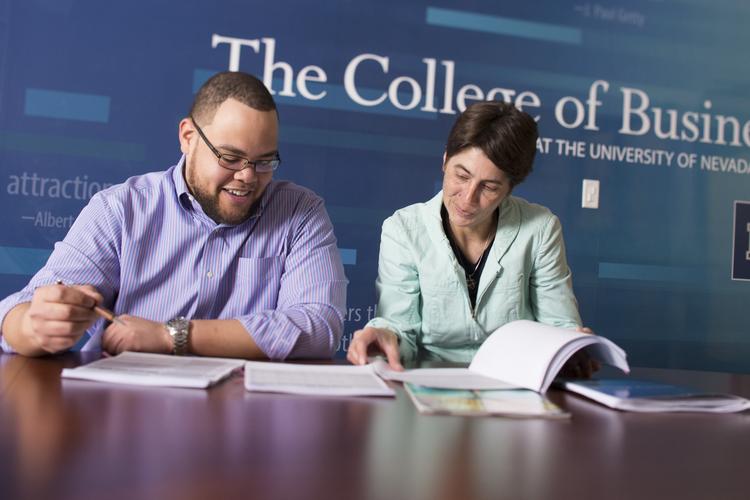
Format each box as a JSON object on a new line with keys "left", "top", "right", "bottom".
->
{"left": 366, "top": 192, "right": 582, "bottom": 363}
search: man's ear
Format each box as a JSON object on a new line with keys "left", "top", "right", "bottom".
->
{"left": 178, "top": 118, "right": 194, "bottom": 155}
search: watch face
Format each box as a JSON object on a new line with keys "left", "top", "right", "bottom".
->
{"left": 169, "top": 317, "right": 189, "bottom": 329}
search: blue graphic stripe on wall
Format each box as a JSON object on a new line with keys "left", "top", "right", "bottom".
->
{"left": 71, "top": 333, "right": 92, "bottom": 351}
{"left": 598, "top": 263, "right": 700, "bottom": 284}
{"left": 193, "top": 69, "right": 436, "bottom": 120}
{"left": 426, "top": 7, "right": 582, "bottom": 45}
{"left": 0, "top": 246, "right": 52, "bottom": 275}
{"left": 25, "top": 89, "right": 111, "bottom": 123}
{"left": 274, "top": 84, "right": 438, "bottom": 119}
{"left": 0, "top": 132, "right": 146, "bottom": 161}
{"left": 0, "top": 245, "right": 358, "bottom": 275}
{"left": 454, "top": 60, "right": 734, "bottom": 114}
{"left": 339, "top": 248, "right": 357, "bottom": 266}
{"left": 282, "top": 126, "right": 443, "bottom": 157}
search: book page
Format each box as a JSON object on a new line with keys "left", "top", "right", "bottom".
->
{"left": 244, "top": 361, "right": 395, "bottom": 397}
{"left": 469, "top": 320, "right": 629, "bottom": 393}
{"left": 61, "top": 352, "right": 245, "bottom": 389}
{"left": 371, "top": 359, "right": 518, "bottom": 390}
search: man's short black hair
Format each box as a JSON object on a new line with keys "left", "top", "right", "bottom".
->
{"left": 445, "top": 101, "right": 538, "bottom": 187}
{"left": 189, "top": 71, "right": 276, "bottom": 124}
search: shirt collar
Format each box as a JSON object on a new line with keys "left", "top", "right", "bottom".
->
{"left": 172, "top": 155, "right": 193, "bottom": 209}
{"left": 171, "top": 154, "right": 277, "bottom": 226}
{"left": 250, "top": 179, "right": 275, "bottom": 220}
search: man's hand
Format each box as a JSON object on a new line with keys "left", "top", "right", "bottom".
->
{"left": 13, "top": 283, "right": 104, "bottom": 354}
{"left": 347, "top": 326, "right": 403, "bottom": 370}
{"left": 559, "top": 326, "right": 601, "bottom": 379}
{"left": 101, "top": 315, "right": 173, "bottom": 355}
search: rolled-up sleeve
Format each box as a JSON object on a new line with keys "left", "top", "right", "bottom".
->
{"left": 0, "top": 289, "right": 34, "bottom": 352}
{"left": 0, "top": 193, "right": 121, "bottom": 353}
{"left": 237, "top": 198, "right": 347, "bottom": 360}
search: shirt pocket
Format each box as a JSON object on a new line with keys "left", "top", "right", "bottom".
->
{"left": 228, "top": 256, "right": 285, "bottom": 314}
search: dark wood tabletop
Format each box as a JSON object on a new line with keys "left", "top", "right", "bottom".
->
{"left": 1, "top": 353, "right": 748, "bottom": 500}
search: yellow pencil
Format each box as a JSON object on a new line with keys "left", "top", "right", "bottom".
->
{"left": 55, "top": 280, "right": 124, "bottom": 324}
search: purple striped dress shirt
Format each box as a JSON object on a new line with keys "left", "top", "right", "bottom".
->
{"left": 0, "top": 157, "right": 348, "bottom": 359}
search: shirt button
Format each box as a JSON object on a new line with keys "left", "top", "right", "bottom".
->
{"left": 207, "top": 271, "right": 213, "bottom": 278}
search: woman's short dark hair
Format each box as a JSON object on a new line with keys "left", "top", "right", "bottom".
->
{"left": 445, "top": 101, "right": 538, "bottom": 186}
{"left": 189, "top": 71, "right": 277, "bottom": 124}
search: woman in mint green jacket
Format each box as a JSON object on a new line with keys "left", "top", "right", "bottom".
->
{"left": 348, "top": 101, "right": 593, "bottom": 373}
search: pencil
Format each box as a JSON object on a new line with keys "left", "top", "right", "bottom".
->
{"left": 55, "top": 280, "right": 124, "bottom": 324}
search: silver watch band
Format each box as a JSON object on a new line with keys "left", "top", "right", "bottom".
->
{"left": 165, "top": 316, "right": 190, "bottom": 355}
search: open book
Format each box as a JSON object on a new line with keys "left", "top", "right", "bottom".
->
{"left": 61, "top": 352, "right": 245, "bottom": 389}
{"left": 561, "top": 378, "right": 750, "bottom": 413}
{"left": 375, "top": 320, "right": 630, "bottom": 393}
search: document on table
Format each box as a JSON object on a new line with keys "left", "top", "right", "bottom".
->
{"left": 244, "top": 361, "right": 395, "bottom": 397}
{"left": 61, "top": 352, "right": 245, "bottom": 389}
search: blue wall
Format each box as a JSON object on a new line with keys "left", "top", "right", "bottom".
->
{"left": 1, "top": 0, "right": 749, "bottom": 371}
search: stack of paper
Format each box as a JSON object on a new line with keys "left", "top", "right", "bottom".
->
{"left": 244, "top": 361, "right": 395, "bottom": 397}
{"left": 561, "top": 379, "right": 750, "bottom": 413}
{"left": 61, "top": 352, "right": 245, "bottom": 389}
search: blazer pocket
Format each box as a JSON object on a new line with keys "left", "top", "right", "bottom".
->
{"left": 486, "top": 277, "right": 526, "bottom": 324}
{"left": 492, "top": 271, "right": 524, "bottom": 290}
{"left": 421, "top": 288, "right": 468, "bottom": 346}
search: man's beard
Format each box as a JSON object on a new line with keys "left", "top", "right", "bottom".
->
{"left": 191, "top": 185, "right": 254, "bottom": 225}
{"left": 186, "top": 166, "right": 255, "bottom": 225}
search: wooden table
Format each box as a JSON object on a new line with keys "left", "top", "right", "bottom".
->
{"left": 1, "top": 353, "right": 748, "bottom": 500}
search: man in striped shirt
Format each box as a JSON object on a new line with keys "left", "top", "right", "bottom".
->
{"left": 0, "top": 72, "right": 347, "bottom": 359}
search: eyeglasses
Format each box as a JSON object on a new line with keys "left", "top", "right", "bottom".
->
{"left": 190, "top": 115, "right": 281, "bottom": 173}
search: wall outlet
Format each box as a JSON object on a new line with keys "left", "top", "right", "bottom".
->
{"left": 582, "top": 179, "right": 600, "bottom": 209}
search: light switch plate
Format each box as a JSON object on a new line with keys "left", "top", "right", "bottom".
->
{"left": 582, "top": 179, "right": 599, "bottom": 209}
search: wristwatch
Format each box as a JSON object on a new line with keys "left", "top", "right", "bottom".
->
{"left": 165, "top": 316, "right": 191, "bottom": 355}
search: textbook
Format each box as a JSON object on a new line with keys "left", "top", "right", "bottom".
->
{"left": 561, "top": 378, "right": 750, "bottom": 413}
{"left": 244, "top": 361, "right": 395, "bottom": 397}
{"left": 404, "top": 383, "right": 570, "bottom": 419}
{"left": 61, "top": 352, "right": 245, "bottom": 389}
{"left": 375, "top": 320, "right": 630, "bottom": 393}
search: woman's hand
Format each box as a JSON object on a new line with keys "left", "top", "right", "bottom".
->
{"left": 347, "top": 327, "right": 403, "bottom": 371}
{"left": 559, "top": 327, "right": 601, "bottom": 379}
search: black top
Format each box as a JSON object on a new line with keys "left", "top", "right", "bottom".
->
{"left": 441, "top": 205, "right": 495, "bottom": 310}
